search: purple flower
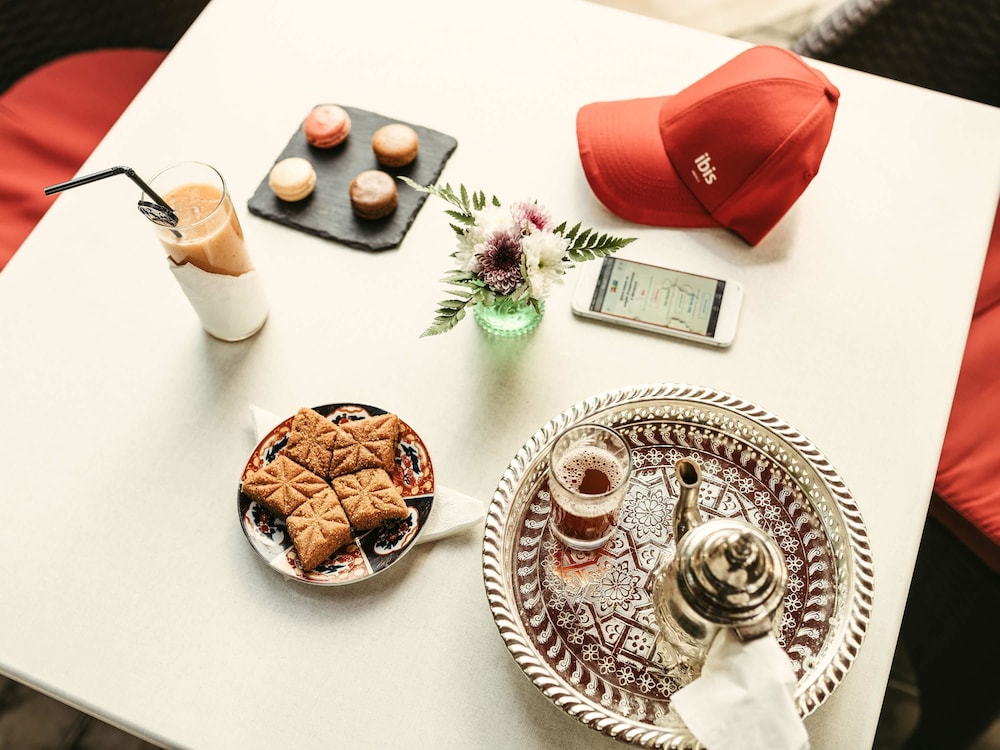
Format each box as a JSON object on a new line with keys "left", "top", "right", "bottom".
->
{"left": 477, "top": 228, "right": 524, "bottom": 294}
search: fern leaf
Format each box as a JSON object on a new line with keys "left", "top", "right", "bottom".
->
{"left": 421, "top": 305, "right": 469, "bottom": 337}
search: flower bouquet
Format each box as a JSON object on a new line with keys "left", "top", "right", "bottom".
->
{"left": 402, "top": 177, "right": 637, "bottom": 337}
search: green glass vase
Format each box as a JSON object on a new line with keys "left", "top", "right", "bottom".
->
{"left": 473, "top": 298, "right": 545, "bottom": 336}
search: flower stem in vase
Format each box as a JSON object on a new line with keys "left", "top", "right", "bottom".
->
{"left": 474, "top": 298, "right": 545, "bottom": 337}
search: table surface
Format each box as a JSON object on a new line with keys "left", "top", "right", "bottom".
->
{"left": 2, "top": 0, "right": 999, "bottom": 748}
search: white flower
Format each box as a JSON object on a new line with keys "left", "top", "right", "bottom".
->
{"left": 454, "top": 236, "right": 479, "bottom": 272}
{"left": 521, "top": 230, "right": 569, "bottom": 299}
{"left": 478, "top": 204, "right": 518, "bottom": 236}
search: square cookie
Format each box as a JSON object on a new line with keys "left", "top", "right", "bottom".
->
{"left": 242, "top": 453, "right": 328, "bottom": 516}
{"left": 283, "top": 407, "right": 337, "bottom": 477}
{"left": 332, "top": 468, "right": 408, "bottom": 531}
{"left": 329, "top": 413, "right": 400, "bottom": 476}
{"left": 286, "top": 488, "right": 353, "bottom": 571}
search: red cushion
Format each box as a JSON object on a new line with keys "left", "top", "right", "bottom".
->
{"left": 934, "top": 199, "right": 1000, "bottom": 572}
{"left": 972, "top": 198, "right": 1000, "bottom": 317}
{"left": 0, "top": 49, "right": 166, "bottom": 271}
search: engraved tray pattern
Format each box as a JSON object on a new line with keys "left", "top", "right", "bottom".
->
{"left": 482, "top": 384, "right": 874, "bottom": 748}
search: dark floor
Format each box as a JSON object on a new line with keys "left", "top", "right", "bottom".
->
{"left": 0, "top": 676, "right": 153, "bottom": 750}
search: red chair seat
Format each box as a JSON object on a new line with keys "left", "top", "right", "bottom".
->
{"left": 0, "top": 48, "right": 165, "bottom": 270}
{"left": 934, "top": 199, "right": 1000, "bottom": 572}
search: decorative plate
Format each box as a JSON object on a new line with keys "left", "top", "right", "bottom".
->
{"left": 239, "top": 403, "right": 434, "bottom": 585}
{"left": 483, "top": 384, "right": 874, "bottom": 748}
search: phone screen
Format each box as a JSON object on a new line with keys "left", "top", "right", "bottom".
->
{"left": 589, "top": 257, "right": 726, "bottom": 337}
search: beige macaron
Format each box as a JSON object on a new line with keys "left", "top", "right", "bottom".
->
{"left": 268, "top": 157, "right": 317, "bottom": 202}
{"left": 371, "top": 123, "right": 419, "bottom": 168}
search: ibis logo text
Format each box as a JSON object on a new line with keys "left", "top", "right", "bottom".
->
{"left": 694, "top": 152, "right": 717, "bottom": 185}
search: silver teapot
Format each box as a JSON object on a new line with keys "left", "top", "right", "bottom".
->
{"left": 651, "top": 458, "right": 788, "bottom": 672}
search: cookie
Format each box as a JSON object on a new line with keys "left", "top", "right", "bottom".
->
{"left": 286, "top": 488, "right": 353, "bottom": 570}
{"left": 329, "top": 413, "right": 400, "bottom": 476}
{"left": 241, "top": 453, "right": 327, "bottom": 516}
{"left": 282, "top": 407, "right": 337, "bottom": 477}
{"left": 268, "top": 157, "right": 317, "bottom": 202}
{"left": 332, "top": 468, "right": 408, "bottom": 531}
{"left": 349, "top": 170, "right": 398, "bottom": 220}
{"left": 371, "top": 123, "right": 419, "bottom": 167}
{"left": 303, "top": 104, "right": 351, "bottom": 148}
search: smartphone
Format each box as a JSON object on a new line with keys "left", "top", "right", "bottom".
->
{"left": 571, "top": 256, "right": 743, "bottom": 347}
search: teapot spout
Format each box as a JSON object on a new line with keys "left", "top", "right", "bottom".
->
{"left": 673, "top": 458, "right": 703, "bottom": 542}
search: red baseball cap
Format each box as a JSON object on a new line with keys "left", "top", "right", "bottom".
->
{"left": 576, "top": 45, "right": 840, "bottom": 245}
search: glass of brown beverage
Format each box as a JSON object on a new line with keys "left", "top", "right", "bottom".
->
{"left": 142, "top": 162, "right": 268, "bottom": 341}
{"left": 548, "top": 424, "right": 632, "bottom": 550}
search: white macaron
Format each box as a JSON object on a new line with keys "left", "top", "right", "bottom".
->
{"left": 268, "top": 157, "right": 317, "bottom": 202}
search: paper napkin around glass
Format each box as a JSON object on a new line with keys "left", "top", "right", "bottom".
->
{"left": 670, "top": 628, "right": 809, "bottom": 750}
{"left": 249, "top": 405, "right": 485, "bottom": 543}
{"left": 170, "top": 262, "right": 269, "bottom": 341}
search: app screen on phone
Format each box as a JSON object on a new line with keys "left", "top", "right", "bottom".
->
{"left": 589, "top": 258, "right": 725, "bottom": 336}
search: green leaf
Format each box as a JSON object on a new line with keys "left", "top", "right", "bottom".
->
{"left": 420, "top": 291, "right": 475, "bottom": 337}
{"left": 567, "top": 234, "right": 637, "bottom": 262}
{"left": 441, "top": 271, "right": 480, "bottom": 288}
{"left": 421, "top": 304, "right": 469, "bottom": 337}
{"left": 445, "top": 209, "right": 477, "bottom": 226}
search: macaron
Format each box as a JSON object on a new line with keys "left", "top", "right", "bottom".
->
{"left": 371, "top": 123, "right": 419, "bottom": 167}
{"left": 349, "top": 170, "right": 398, "bottom": 220}
{"left": 303, "top": 104, "right": 351, "bottom": 148}
{"left": 268, "top": 157, "right": 317, "bottom": 202}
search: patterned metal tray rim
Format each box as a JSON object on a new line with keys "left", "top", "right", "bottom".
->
{"left": 482, "top": 383, "right": 875, "bottom": 748}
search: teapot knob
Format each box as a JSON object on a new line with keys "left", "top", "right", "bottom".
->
{"left": 677, "top": 522, "right": 788, "bottom": 640}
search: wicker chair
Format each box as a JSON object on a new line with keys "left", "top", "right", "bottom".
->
{"left": 0, "top": 0, "right": 210, "bottom": 93}
{"left": 794, "top": 3, "right": 1000, "bottom": 748}
{"left": 792, "top": 0, "right": 1000, "bottom": 107}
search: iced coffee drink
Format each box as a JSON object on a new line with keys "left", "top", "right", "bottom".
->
{"left": 144, "top": 162, "right": 268, "bottom": 341}
{"left": 158, "top": 181, "right": 253, "bottom": 276}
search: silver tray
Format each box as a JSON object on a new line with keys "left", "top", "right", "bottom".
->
{"left": 483, "top": 384, "right": 874, "bottom": 748}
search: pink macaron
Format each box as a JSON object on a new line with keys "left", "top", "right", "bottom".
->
{"left": 303, "top": 104, "right": 351, "bottom": 148}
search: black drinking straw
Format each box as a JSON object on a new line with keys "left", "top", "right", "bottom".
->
{"left": 43, "top": 165, "right": 180, "bottom": 229}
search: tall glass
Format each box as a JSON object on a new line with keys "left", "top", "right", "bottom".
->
{"left": 143, "top": 162, "right": 268, "bottom": 341}
{"left": 548, "top": 424, "right": 632, "bottom": 550}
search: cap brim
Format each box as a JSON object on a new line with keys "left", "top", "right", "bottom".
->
{"left": 576, "top": 95, "right": 720, "bottom": 229}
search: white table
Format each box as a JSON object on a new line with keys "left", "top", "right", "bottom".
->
{"left": 1, "top": 0, "right": 998, "bottom": 747}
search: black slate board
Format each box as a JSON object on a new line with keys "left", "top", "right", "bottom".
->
{"left": 248, "top": 106, "right": 458, "bottom": 251}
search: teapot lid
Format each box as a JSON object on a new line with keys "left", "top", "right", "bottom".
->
{"left": 675, "top": 519, "right": 788, "bottom": 633}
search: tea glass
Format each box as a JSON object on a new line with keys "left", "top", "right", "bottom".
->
{"left": 548, "top": 424, "right": 632, "bottom": 550}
